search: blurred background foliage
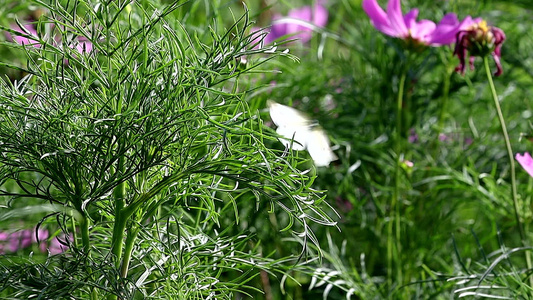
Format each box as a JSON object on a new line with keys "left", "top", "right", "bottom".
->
{"left": 1, "top": 0, "right": 533, "bottom": 299}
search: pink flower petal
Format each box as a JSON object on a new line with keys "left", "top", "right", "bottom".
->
{"left": 312, "top": 4, "right": 329, "bottom": 27}
{"left": 249, "top": 27, "right": 269, "bottom": 48}
{"left": 429, "top": 13, "right": 460, "bottom": 46}
{"left": 268, "top": 14, "right": 289, "bottom": 43}
{"left": 386, "top": 0, "right": 408, "bottom": 37}
{"left": 282, "top": 4, "right": 328, "bottom": 43}
{"left": 492, "top": 52, "right": 503, "bottom": 76}
{"left": 8, "top": 231, "right": 21, "bottom": 252}
{"left": 32, "top": 228, "right": 49, "bottom": 243}
{"left": 403, "top": 9, "right": 419, "bottom": 30}
{"left": 410, "top": 19, "right": 436, "bottom": 42}
{"left": 49, "top": 235, "right": 69, "bottom": 255}
{"left": 75, "top": 39, "right": 93, "bottom": 54}
{"left": 267, "top": 3, "right": 328, "bottom": 44}
{"left": 458, "top": 16, "right": 483, "bottom": 31}
{"left": 9, "top": 23, "right": 41, "bottom": 48}
{"left": 516, "top": 152, "right": 533, "bottom": 178}
{"left": 20, "top": 230, "right": 33, "bottom": 249}
{"left": 286, "top": 6, "right": 315, "bottom": 42}
{"left": 362, "top": 0, "right": 398, "bottom": 37}
{"left": 403, "top": 9, "right": 436, "bottom": 43}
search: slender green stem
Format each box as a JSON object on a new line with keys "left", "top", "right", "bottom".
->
{"left": 388, "top": 68, "right": 407, "bottom": 288}
{"left": 121, "top": 226, "right": 140, "bottom": 278}
{"left": 111, "top": 157, "right": 126, "bottom": 269}
{"left": 80, "top": 216, "right": 90, "bottom": 254}
{"left": 483, "top": 57, "right": 525, "bottom": 244}
{"left": 111, "top": 209, "right": 126, "bottom": 269}
{"left": 108, "top": 211, "right": 126, "bottom": 300}
{"left": 79, "top": 210, "right": 96, "bottom": 298}
{"left": 484, "top": 57, "right": 532, "bottom": 287}
{"left": 70, "top": 217, "right": 78, "bottom": 249}
{"left": 484, "top": 56, "right": 532, "bottom": 286}
{"left": 526, "top": 223, "right": 533, "bottom": 287}
{"left": 437, "top": 64, "right": 453, "bottom": 139}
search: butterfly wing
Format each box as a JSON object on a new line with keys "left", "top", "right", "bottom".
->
{"left": 268, "top": 100, "right": 337, "bottom": 166}
{"left": 306, "top": 127, "right": 337, "bottom": 167}
{"left": 275, "top": 125, "right": 309, "bottom": 151}
{"left": 268, "top": 100, "right": 311, "bottom": 151}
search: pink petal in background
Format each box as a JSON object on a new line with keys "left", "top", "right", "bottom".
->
{"left": 516, "top": 152, "right": 533, "bottom": 178}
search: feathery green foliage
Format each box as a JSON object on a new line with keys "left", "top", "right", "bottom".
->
{"left": 0, "top": 0, "right": 336, "bottom": 298}
{"left": 2, "top": 0, "right": 533, "bottom": 299}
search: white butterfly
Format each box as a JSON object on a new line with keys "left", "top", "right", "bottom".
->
{"left": 267, "top": 100, "right": 337, "bottom": 167}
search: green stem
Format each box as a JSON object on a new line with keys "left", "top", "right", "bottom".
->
{"left": 70, "top": 217, "right": 78, "bottom": 249}
{"left": 121, "top": 226, "right": 140, "bottom": 278}
{"left": 78, "top": 211, "right": 96, "bottom": 298}
{"left": 111, "top": 209, "right": 126, "bottom": 269}
{"left": 108, "top": 209, "right": 126, "bottom": 300}
{"left": 437, "top": 64, "right": 453, "bottom": 139}
{"left": 483, "top": 57, "right": 531, "bottom": 284}
{"left": 388, "top": 68, "right": 407, "bottom": 288}
{"left": 80, "top": 216, "right": 90, "bottom": 254}
{"left": 484, "top": 57, "right": 533, "bottom": 288}
{"left": 483, "top": 56, "right": 525, "bottom": 243}
{"left": 111, "top": 157, "right": 126, "bottom": 270}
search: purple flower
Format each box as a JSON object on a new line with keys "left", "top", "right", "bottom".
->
{"left": 33, "top": 228, "right": 50, "bottom": 253}
{"left": 254, "top": 2, "right": 328, "bottom": 45}
{"left": 8, "top": 231, "right": 22, "bottom": 252}
{"left": 63, "top": 37, "right": 95, "bottom": 65}
{"left": 49, "top": 235, "right": 69, "bottom": 255}
{"left": 408, "top": 128, "right": 418, "bottom": 143}
{"left": 0, "top": 232, "right": 8, "bottom": 254}
{"left": 19, "top": 230, "right": 33, "bottom": 249}
{"left": 516, "top": 152, "right": 533, "bottom": 178}
{"left": 280, "top": 3, "right": 328, "bottom": 43}
{"left": 0, "top": 228, "right": 55, "bottom": 254}
{"left": 7, "top": 21, "right": 94, "bottom": 57}
{"left": 73, "top": 37, "right": 93, "bottom": 54}
{"left": 7, "top": 22, "right": 41, "bottom": 48}
{"left": 453, "top": 18, "right": 505, "bottom": 76}
{"left": 438, "top": 133, "right": 450, "bottom": 142}
{"left": 362, "top": 0, "right": 462, "bottom": 47}
{"left": 249, "top": 27, "right": 269, "bottom": 48}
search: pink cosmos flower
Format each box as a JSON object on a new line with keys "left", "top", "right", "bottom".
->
{"left": 277, "top": 2, "right": 328, "bottom": 43}
{"left": 7, "top": 23, "right": 41, "bottom": 48}
{"left": 253, "top": 2, "right": 328, "bottom": 46}
{"left": 49, "top": 235, "right": 70, "bottom": 255}
{"left": 439, "top": 133, "right": 450, "bottom": 142}
{"left": 408, "top": 128, "right": 418, "bottom": 143}
{"left": 362, "top": 0, "right": 463, "bottom": 47}
{"left": 33, "top": 228, "right": 50, "bottom": 253}
{"left": 8, "top": 231, "right": 23, "bottom": 252}
{"left": 516, "top": 152, "right": 533, "bottom": 178}
{"left": 19, "top": 230, "right": 33, "bottom": 249}
{"left": 453, "top": 18, "right": 505, "bottom": 76}
{"left": 7, "top": 21, "right": 94, "bottom": 57}
{"left": 0, "top": 228, "right": 66, "bottom": 254}
{"left": 0, "top": 232, "right": 8, "bottom": 254}
{"left": 249, "top": 26, "right": 270, "bottom": 49}
{"left": 62, "top": 36, "right": 95, "bottom": 65}
{"left": 72, "top": 36, "right": 93, "bottom": 54}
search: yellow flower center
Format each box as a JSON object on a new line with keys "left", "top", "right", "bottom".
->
{"left": 478, "top": 20, "right": 489, "bottom": 33}
{"left": 467, "top": 20, "right": 490, "bottom": 33}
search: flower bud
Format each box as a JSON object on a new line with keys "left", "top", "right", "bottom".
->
{"left": 454, "top": 20, "right": 506, "bottom": 76}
